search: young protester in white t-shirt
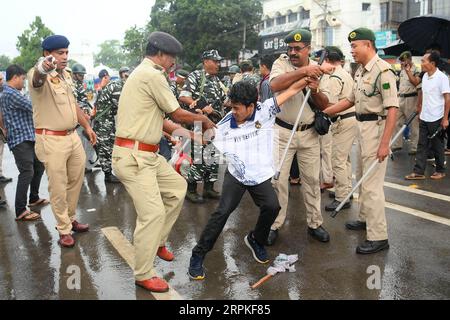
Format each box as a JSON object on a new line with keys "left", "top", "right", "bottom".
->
{"left": 188, "top": 73, "right": 330, "bottom": 280}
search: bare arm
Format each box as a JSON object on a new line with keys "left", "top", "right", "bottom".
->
{"left": 442, "top": 93, "right": 450, "bottom": 129}
{"left": 275, "top": 78, "right": 309, "bottom": 107}
{"left": 76, "top": 105, "right": 97, "bottom": 145}
{"left": 323, "top": 98, "right": 354, "bottom": 116}
{"left": 270, "top": 65, "right": 320, "bottom": 93}
{"left": 416, "top": 89, "right": 422, "bottom": 115}
{"left": 32, "top": 56, "right": 57, "bottom": 88}
{"left": 169, "top": 107, "right": 215, "bottom": 132}
{"left": 405, "top": 69, "right": 421, "bottom": 87}
{"left": 377, "top": 107, "right": 398, "bottom": 162}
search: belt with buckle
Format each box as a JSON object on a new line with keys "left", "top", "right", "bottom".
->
{"left": 330, "top": 112, "right": 356, "bottom": 123}
{"left": 114, "top": 137, "right": 159, "bottom": 153}
{"left": 399, "top": 92, "right": 418, "bottom": 98}
{"left": 275, "top": 118, "right": 314, "bottom": 132}
{"left": 355, "top": 113, "right": 387, "bottom": 122}
{"left": 35, "top": 128, "right": 75, "bottom": 136}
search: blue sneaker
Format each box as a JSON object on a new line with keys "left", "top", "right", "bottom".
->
{"left": 188, "top": 254, "right": 205, "bottom": 280}
{"left": 244, "top": 232, "right": 269, "bottom": 264}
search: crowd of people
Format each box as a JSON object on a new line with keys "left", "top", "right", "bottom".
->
{"left": 0, "top": 26, "right": 448, "bottom": 293}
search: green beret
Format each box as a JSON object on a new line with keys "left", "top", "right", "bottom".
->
{"left": 399, "top": 51, "right": 412, "bottom": 61}
{"left": 284, "top": 29, "right": 312, "bottom": 43}
{"left": 176, "top": 69, "right": 189, "bottom": 78}
{"left": 348, "top": 28, "right": 376, "bottom": 42}
{"left": 325, "top": 46, "right": 344, "bottom": 60}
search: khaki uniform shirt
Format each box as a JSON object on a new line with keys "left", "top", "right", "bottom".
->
{"left": 348, "top": 54, "right": 399, "bottom": 114}
{"left": 270, "top": 54, "right": 316, "bottom": 125}
{"left": 398, "top": 64, "right": 420, "bottom": 95}
{"left": 28, "top": 69, "right": 78, "bottom": 131}
{"left": 115, "top": 58, "right": 179, "bottom": 145}
{"left": 320, "top": 65, "right": 355, "bottom": 115}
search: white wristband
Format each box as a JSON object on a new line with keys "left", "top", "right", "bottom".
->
{"left": 37, "top": 57, "right": 56, "bottom": 75}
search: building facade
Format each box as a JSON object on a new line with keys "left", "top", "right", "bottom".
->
{"left": 258, "top": 0, "right": 447, "bottom": 61}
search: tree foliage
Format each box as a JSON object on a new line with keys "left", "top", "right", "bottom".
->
{"left": 122, "top": 0, "right": 262, "bottom": 66}
{"left": 123, "top": 26, "right": 151, "bottom": 68}
{"left": 13, "top": 16, "right": 54, "bottom": 71}
{"left": 0, "top": 55, "right": 12, "bottom": 71}
{"left": 94, "top": 40, "right": 127, "bottom": 70}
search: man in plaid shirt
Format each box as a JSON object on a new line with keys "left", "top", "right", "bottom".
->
{"left": 0, "top": 65, "right": 47, "bottom": 221}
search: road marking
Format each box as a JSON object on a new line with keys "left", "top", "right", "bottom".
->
{"left": 383, "top": 181, "right": 450, "bottom": 202}
{"left": 385, "top": 202, "right": 450, "bottom": 227}
{"left": 350, "top": 175, "right": 450, "bottom": 202}
{"left": 101, "top": 227, "right": 183, "bottom": 300}
{"left": 329, "top": 191, "right": 449, "bottom": 226}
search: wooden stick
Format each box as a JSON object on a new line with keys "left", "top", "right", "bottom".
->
{"left": 251, "top": 274, "right": 273, "bottom": 289}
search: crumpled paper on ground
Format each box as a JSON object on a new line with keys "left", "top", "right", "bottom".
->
{"left": 267, "top": 254, "right": 299, "bottom": 276}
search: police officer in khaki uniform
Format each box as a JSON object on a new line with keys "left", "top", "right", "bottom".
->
{"left": 268, "top": 29, "right": 334, "bottom": 246}
{"left": 28, "top": 35, "right": 97, "bottom": 248}
{"left": 391, "top": 51, "right": 421, "bottom": 155}
{"left": 324, "top": 28, "right": 399, "bottom": 254}
{"left": 319, "top": 46, "right": 357, "bottom": 212}
{"left": 112, "top": 31, "right": 215, "bottom": 293}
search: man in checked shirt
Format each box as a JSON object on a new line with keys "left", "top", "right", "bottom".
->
{"left": 0, "top": 65, "right": 47, "bottom": 221}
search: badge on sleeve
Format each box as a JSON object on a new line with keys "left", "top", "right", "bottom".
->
{"left": 382, "top": 83, "right": 390, "bottom": 90}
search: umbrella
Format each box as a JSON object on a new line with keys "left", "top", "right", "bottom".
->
{"left": 398, "top": 15, "right": 450, "bottom": 58}
{"left": 381, "top": 39, "right": 421, "bottom": 57}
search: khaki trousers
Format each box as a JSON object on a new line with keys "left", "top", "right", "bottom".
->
{"left": 35, "top": 132, "right": 86, "bottom": 235}
{"left": 392, "top": 96, "right": 419, "bottom": 151}
{"left": 271, "top": 125, "right": 322, "bottom": 230}
{"left": 319, "top": 133, "right": 333, "bottom": 184}
{"left": 112, "top": 145, "right": 187, "bottom": 281}
{"left": 331, "top": 117, "right": 357, "bottom": 201}
{"left": 357, "top": 121, "right": 388, "bottom": 241}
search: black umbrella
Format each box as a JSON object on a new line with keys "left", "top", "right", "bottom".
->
{"left": 381, "top": 39, "right": 421, "bottom": 57}
{"left": 398, "top": 15, "right": 450, "bottom": 58}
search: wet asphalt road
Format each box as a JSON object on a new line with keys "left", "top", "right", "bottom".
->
{"left": 0, "top": 141, "right": 449, "bottom": 300}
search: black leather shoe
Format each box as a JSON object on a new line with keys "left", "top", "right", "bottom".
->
{"left": 266, "top": 229, "right": 278, "bottom": 246}
{"left": 345, "top": 220, "right": 367, "bottom": 231}
{"left": 105, "top": 173, "right": 121, "bottom": 183}
{"left": 356, "top": 240, "right": 389, "bottom": 254}
{"left": 329, "top": 191, "right": 353, "bottom": 200}
{"left": 307, "top": 226, "right": 330, "bottom": 242}
{"left": 325, "top": 200, "right": 351, "bottom": 211}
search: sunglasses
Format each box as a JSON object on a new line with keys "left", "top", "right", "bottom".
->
{"left": 287, "top": 45, "right": 310, "bottom": 52}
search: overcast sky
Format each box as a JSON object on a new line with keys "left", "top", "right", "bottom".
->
{"left": 0, "top": 0, "right": 155, "bottom": 58}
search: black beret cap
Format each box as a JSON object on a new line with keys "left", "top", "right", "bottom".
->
{"left": 148, "top": 31, "right": 183, "bottom": 55}
{"left": 42, "top": 35, "right": 70, "bottom": 51}
{"left": 348, "top": 28, "right": 376, "bottom": 42}
{"left": 284, "top": 29, "right": 312, "bottom": 43}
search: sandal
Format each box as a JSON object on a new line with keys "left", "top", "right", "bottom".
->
{"left": 430, "top": 172, "right": 446, "bottom": 180}
{"left": 405, "top": 173, "right": 426, "bottom": 180}
{"left": 28, "top": 198, "right": 50, "bottom": 207}
{"left": 15, "top": 210, "right": 41, "bottom": 221}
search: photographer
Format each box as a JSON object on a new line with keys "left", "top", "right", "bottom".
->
{"left": 179, "top": 50, "right": 227, "bottom": 203}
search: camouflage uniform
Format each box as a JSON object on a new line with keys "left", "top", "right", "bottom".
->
{"left": 74, "top": 79, "right": 96, "bottom": 170}
{"left": 180, "top": 69, "right": 226, "bottom": 183}
{"left": 93, "top": 79, "right": 124, "bottom": 175}
{"left": 74, "top": 79, "right": 92, "bottom": 114}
